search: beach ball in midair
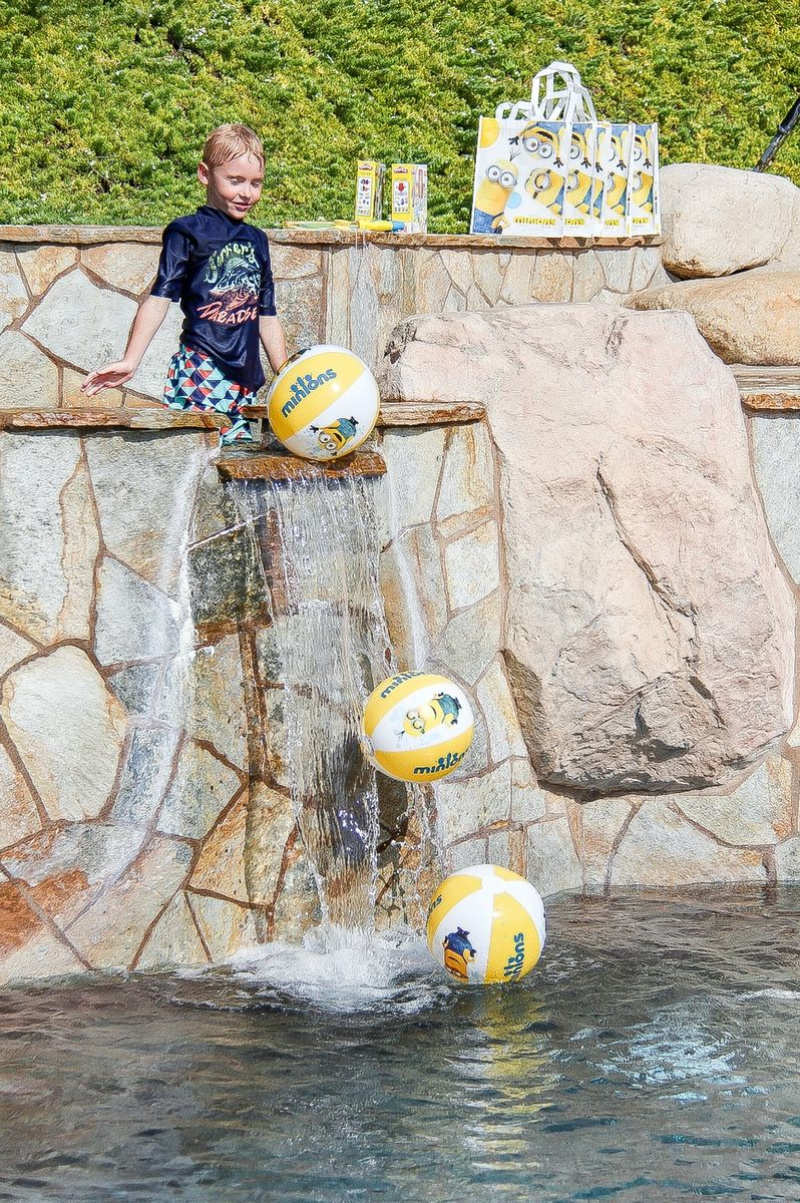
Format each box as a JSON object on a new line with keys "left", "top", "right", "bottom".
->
{"left": 361, "top": 672, "right": 474, "bottom": 783}
{"left": 426, "top": 864, "right": 546, "bottom": 986}
{"left": 267, "top": 345, "right": 380, "bottom": 461}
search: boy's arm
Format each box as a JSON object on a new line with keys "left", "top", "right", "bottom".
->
{"left": 259, "top": 315, "right": 288, "bottom": 375}
{"left": 82, "top": 295, "right": 171, "bottom": 396}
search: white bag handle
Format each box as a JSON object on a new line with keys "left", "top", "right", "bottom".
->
{"left": 530, "top": 61, "right": 597, "bottom": 123}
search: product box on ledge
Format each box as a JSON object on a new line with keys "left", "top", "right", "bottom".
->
{"left": 391, "top": 164, "right": 428, "bottom": 232}
{"left": 470, "top": 61, "right": 660, "bottom": 239}
{"left": 355, "top": 160, "right": 386, "bottom": 222}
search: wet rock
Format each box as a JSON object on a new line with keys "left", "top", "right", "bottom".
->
{"left": 0, "top": 743, "right": 40, "bottom": 850}
{"left": 610, "top": 799, "right": 766, "bottom": 886}
{"left": 85, "top": 430, "right": 210, "bottom": 590}
{"left": 135, "top": 891, "right": 208, "bottom": 969}
{"left": 526, "top": 816, "right": 583, "bottom": 898}
{"left": 157, "top": 740, "right": 242, "bottom": 840}
{"left": 1, "top": 646, "right": 128, "bottom": 821}
{"left": 1, "top": 823, "right": 146, "bottom": 926}
{"left": 66, "top": 836, "right": 193, "bottom": 968}
{"left": 94, "top": 556, "right": 184, "bottom": 666}
{"left": 0, "top": 431, "right": 98, "bottom": 644}
{"left": 380, "top": 305, "right": 796, "bottom": 793}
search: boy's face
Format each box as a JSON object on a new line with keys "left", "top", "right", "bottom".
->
{"left": 198, "top": 152, "right": 264, "bottom": 219}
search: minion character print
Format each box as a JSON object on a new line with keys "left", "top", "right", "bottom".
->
{"left": 362, "top": 672, "right": 475, "bottom": 783}
{"left": 563, "top": 123, "right": 596, "bottom": 229}
{"left": 515, "top": 121, "right": 566, "bottom": 221}
{"left": 310, "top": 415, "right": 359, "bottom": 457}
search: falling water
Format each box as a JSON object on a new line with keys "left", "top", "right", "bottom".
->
{"left": 228, "top": 466, "right": 399, "bottom": 930}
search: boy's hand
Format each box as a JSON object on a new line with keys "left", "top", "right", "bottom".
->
{"left": 81, "top": 360, "right": 137, "bottom": 397}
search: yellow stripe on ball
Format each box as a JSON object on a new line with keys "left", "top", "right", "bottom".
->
{"left": 269, "top": 350, "right": 365, "bottom": 445}
{"left": 484, "top": 893, "right": 543, "bottom": 984}
{"left": 372, "top": 726, "right": 474, "bottom": 782}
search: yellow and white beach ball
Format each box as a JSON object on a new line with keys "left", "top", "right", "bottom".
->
{"left": 267, "top": 345, "right": 380, "bottom": 461}
{"left": 426, "top": 864, "right": 546, "bottom": 986}
{"left": 361, "top": 671, "right": 474, "bottom": 783}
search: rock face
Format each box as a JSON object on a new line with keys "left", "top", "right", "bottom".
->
{"left": 626, "top": 271, "right": 800, "bottom": 365}
{"left": 660, "top": 163, "right": 800, "bottom": 278}
{"left": 379, "top": 305, "right": 796, "bottom": 793}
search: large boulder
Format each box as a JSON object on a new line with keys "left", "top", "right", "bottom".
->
{"left": 660, "top": 163, "right": 800, "bottom": 278}
{"left": 626, "top": 270, "right": 800, "bottom": 365}
{"left": 379, "top": 305, "right": 795, "bottom": 794}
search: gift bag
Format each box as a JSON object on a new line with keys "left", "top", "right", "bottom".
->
{"left": 470, "top": 62, "right": 660, "bottom": 238}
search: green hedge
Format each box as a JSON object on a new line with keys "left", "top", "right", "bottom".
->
{"left": 2, "top": 0, "right": 799, "bottom": 231}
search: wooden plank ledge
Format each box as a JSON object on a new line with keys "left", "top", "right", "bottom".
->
{"left": 216, "top": 449, "right": 386, "bottom": 482}
{"left": 0, "top": 407, "right": 225, "bottom": 431}
{"left": 241, "top": 401, "right": 486, "bottom": 426}
{"left": 731, "top": 365, "right": 800, "bottom": 411}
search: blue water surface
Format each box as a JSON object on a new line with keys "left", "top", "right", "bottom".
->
{"left": 2, "top": 887, "right": 800, "bottom": 1202}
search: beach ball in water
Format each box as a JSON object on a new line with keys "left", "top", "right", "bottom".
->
{"left": 267, "top": 345, "right": 380, "bottom": 461}
{"left": 427, "top": 865, "right": 546, "bottom": 986}
{"left": 361, "top": 672, "right": 474, "bottom": 783}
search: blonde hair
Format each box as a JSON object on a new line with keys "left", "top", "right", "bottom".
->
{"left": 202, "top": 124, "right": 264, "bottom": 168}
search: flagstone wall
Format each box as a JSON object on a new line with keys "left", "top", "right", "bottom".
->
{"left": 0, "top": 226, "right": 667, "bottom": 409}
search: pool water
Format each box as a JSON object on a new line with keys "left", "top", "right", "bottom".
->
{"left": 2, "top": 888, "right": 800, "bottom": 1202}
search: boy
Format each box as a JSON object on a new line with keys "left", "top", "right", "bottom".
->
{"left": 82, "top": 124, "right": 287, "bottom": 445}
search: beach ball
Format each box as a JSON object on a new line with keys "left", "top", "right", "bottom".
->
{"left": 267, "top": 345, "right": 380, "bottom": 461}
{"left": 361, "top": 671, "right": 474, "bottom": 783}
{"left": 426, "top": 864, "right": 546, "bottom": 986}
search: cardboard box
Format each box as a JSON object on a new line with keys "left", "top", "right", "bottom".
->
{"left": 355, "top": 161, "right": 385, "bottom": 221}
{"left": 391, "top": 164, "right": 428, "bottom": 232}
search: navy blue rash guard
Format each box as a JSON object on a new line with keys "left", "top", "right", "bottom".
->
{"left": 150, "top": 205, "right": 277, "bottom": 392}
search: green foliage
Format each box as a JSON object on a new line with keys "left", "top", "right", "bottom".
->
{"left": 1, "top": 0, "right": 800, "bottom": 231}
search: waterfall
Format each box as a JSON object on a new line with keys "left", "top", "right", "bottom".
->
{"left": 227, "top": 467, "right": 397, "bottom": 929}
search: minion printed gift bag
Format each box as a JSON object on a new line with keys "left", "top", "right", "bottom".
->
{"left": 470, "top": 61, "right": 660, "bottom": 238}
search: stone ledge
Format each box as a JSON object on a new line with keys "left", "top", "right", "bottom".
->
{"left": 732, "top": 366, "right": 800, "bottom": 411}
{"left": 0, "top": 407, "right": 225, "bottom": 431}
{"left": 242, "top": 401, "right": 486, "bottom": 425}
{"left": 216, "top": 449, "right": 386, "bottom": 481}
{"left": 0, "top": 224, "right": 662, "bottom": 252}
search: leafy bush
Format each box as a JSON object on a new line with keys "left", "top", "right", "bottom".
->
{"left": 1, "top": 0, "right": 799, "bottom": 231}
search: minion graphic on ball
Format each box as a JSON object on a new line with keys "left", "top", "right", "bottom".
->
{"left": 402, "top": 692, "right": 462, "bottom": 738}
{"left": 472, "top": 158, "right": 519, "bottom": 233}
{"left": 309, "top": 415, "right": 359, "bottom": 456}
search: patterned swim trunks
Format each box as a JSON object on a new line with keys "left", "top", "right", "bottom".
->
{"left": 163, "top": 344, "right": 255, "bottom": 446}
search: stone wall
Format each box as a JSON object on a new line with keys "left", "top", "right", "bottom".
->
{"left": 0, "top": 226, "right": 667, "bottom": 407}
{"left": 380, "top": 417, "right": 800, "bottom": 902}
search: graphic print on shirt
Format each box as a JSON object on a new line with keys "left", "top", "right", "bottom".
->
{"left": 197, "top": 242, "right": 261, "bottom": 326}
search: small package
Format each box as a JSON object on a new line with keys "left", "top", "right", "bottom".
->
{"left": 391, "top": 164, "right": 428, "bottom": 232}
{"left": 355, "top": 160, "right": 385, "bottom": 222}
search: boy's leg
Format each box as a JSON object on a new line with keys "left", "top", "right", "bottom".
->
{"left": 161, "top": 345, "right": 254, "bottom": 446}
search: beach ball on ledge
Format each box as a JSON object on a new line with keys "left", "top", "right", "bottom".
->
{"left": 267, "top": 345, "right": 380, "bottom": 461}
{"left": 361, "top": 671, "right": 474, "bottom": 783}
{"left": 426, "top": 865, "right": 546, "bottom": 986}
